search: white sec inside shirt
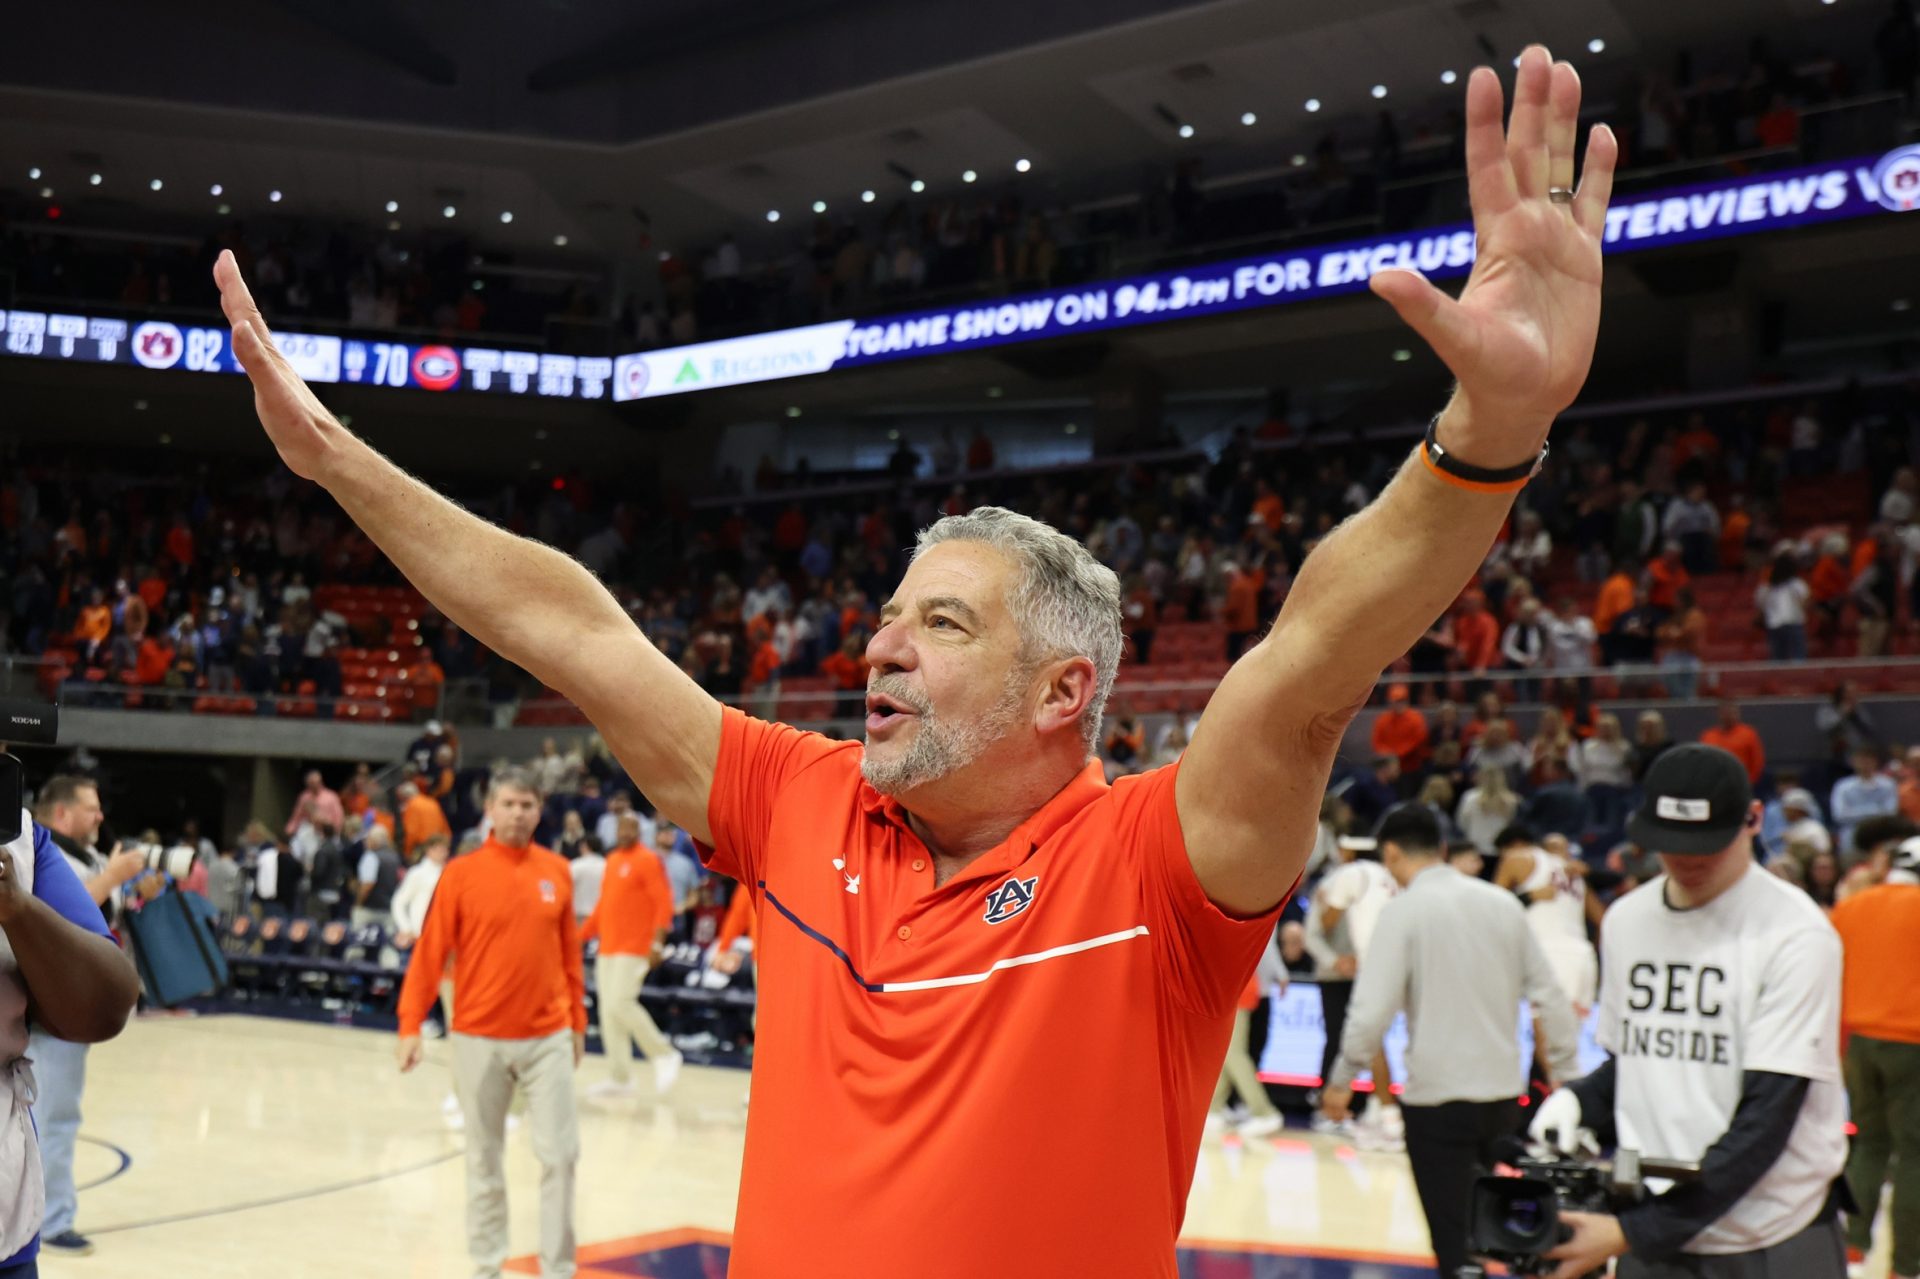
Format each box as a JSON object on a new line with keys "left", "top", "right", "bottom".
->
{"left": 1597, "top": 862, "right": 1847, "bottom": 1254}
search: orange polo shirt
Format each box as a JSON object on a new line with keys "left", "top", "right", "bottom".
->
{"left": 400, "top": 791, "right": 451, "bottom": 858}
{"left": 581, "top": 846, "right": 675, "bottom": 956}
{"left": 702, "top": 708, "right": 1283, "bottom": 1278}
{"left": 1594, "top": 572, "right": 1636, "bottom": 635}
{"left": 1830, "top": 883, "right": 1920, "bottom": 1044}
{"left": 396, "top": 839, "right": 585, "bottom": 1039}
{"left": 1699, "top": 723, "right": 1766, "bottom": 784}
{"left": 1371, "top": 707, "right": 1431, "bottom": 772}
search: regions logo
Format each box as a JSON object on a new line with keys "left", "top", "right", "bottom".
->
{"left": 131, "top": 321, "right": 184, "bottom": 370}
{"left": 982, "top": 875, "right": 1038, "bottom": 925}
{"left": 1870, "top": 144, "right": 1920, "bottom": 213}
{"left": 411, "top": 345, "right": 462, "bottom": 392}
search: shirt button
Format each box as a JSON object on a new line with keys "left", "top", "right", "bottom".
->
{"left": 911, "top": 858, "right": 926, "bottom": 872}
{"left": 897, "top": 925, "right": 912, "bottom": 941}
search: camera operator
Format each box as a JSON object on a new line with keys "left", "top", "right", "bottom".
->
{"left": 1530, "top": 744, "right": 1848, "bottom": 1279}
{"left": 1321, "top": 805, "right": 1581, "bottom": 1278}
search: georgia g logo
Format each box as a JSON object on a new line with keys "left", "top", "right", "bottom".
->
{"left": 982, "top": 875, "right": 1038, "bottom": 925}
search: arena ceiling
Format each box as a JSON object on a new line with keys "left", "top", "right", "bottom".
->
{"left": 0, "top": 0, "right": 1873, "bottom": 263}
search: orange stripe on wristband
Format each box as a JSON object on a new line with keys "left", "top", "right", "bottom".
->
{"left": 1418, "top": 441, "right": 1534, "bottom": 494}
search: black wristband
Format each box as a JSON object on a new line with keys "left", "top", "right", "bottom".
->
{"left": 1422, "top": 415, "right": 1549, "bottom": 485}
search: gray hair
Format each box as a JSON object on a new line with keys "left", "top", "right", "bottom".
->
{"left": 914, "top": 506, "right": 1122, "bottom": 757}
{"left": 487, "top": 766, "right": 542, "bottom": 804}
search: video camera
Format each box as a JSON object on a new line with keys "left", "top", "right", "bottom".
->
{"left": 0, "top": 698, "right": 60, "bottom": 843}
{"left": 1458, "top": 1144, "right": 1699, "bottom": 1279}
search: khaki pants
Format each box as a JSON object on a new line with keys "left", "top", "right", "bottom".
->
{"left": 450, "top": 1030, "right": 578, "bottom": 1279}
{"left": 595, "top": 953, "right": 674, "bottom": 1084}
{"left": 1210, "top": 1008, "right": 1279, "bottom": 1119}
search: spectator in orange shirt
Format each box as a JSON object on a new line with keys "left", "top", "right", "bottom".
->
{"left": 73, "top": 588, "right": 112, "bottom": 663}
{"left": 582, "top": 813, "right": 683, "bottom": 1098}
{"left": 1222, "top": 560, "right": 1267, "bottom": 660}
{"left": 1251, "top": 481, "right": 1286, "bottom": 534}
{"left": 397, "top": 780, "right": 452, "bottom": 861}
{"left": 1371, "top": 685, "right": 1431, "bottom": 775}
{"left": 1718, "top": 494, "right": 1753, "bottom": 571}
{"left": 1699, "top": 700, "right": 1766, "bottom": 785}
{"left": 1452, "top": 591, "right": 1500, "bottom": 699}
{"left": 818, "top": 631, "right": 869, "bottom": 720}
{"left": 1592, "top": 564, "right": 1638, "bottom": 662}
{"left": 1809, "top": 533, "right": 1852, "bottom": 645}
{"left": 1646, "top": 541, "right": 1690, "bottom": 616}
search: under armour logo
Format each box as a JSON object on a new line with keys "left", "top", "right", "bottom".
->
{"left": 833, "top": 857, "right": 859, "bottom": 894}
{"left": 983, "top": 875, "right": 1038, "bottom": 924}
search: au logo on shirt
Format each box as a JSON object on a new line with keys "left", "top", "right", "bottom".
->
{"left": 982, "top": 875, "right": 1039, "bottom": 925}
{"left": 538, "top": 879, "right": 557, "bottom": 904}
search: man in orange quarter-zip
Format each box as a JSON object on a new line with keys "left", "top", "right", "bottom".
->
{"left": 220, "top": 45, "right": 1615, "bottom": 1278}
{"left": 582, "top": 812, "right": 683, "bottom": 1097}
{"left": 396, "top": 769, "right": 585, "bottom": 1279}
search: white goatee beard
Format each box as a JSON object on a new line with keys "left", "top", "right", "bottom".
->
{"left": 861, "top": 673, "right": 1027, "bottom": 795}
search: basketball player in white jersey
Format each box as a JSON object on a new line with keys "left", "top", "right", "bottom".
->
{"left": 1530, "top": 745, "right": 1848, "bottom": 1279}
{"left": 1493, "top": 824, "right": 1599, "bottom": 1018}
{"left": 1305, "top": 833, "right": 1403, "bottom": 1147}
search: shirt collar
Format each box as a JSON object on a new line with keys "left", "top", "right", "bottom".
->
{"left": 858, "top": 760, "right": 1111, "bottom": 869}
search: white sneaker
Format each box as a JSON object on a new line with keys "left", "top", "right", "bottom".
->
{"left": 653, "top": 1050, "right": 684, "bottom": 1094}
{"left": 1354, "top": 1110, "right": 1405, "bottom": 1152}
{"left": 1375, "top": 1104, "right": 1406, "bottom": 1141}
{"left": 1237, "top": 1114, "right": 1284, "bottom": 1139}
{"left": 440, "top": 1093, "right": 463, "bottom": 1130}
{"left": 1203, "top": 1112, "right": 1229, "bottom": 1137}
{"left": 586, "top": 1079, "right": 638, "bottom": 1100}
{"left": 1309, "top": 1114, "right": 1353, "bottom": 1137}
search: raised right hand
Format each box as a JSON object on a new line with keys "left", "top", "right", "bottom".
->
{"left": 106, "top": 846, "right": 148, "bottom": 886}
{"left": 212, "top": 249, "right": 341, "bottom": 482}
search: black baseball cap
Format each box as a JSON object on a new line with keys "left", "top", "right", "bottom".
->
{"left": 1627, "top": 744, "right": 1754, "bottom": 855}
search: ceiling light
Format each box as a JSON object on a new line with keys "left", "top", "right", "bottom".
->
{"left": 385, "top": 200, "right": 399, "bottom": 213}
{"left": 88, "top": 173, "right": 101, "bottom": 186}
{"left": 1015, "top": 158, "right": 1032, "bottom": 173}
{"left": 1241, "top": 111, "right": 1257, "bottom": 126}
{"left": 555, "top": 234, "right": 569, "bottom": 246}
{"left": 1441, "top": 69, "right": 1458, "bottom": 85}
{"left": 887, "top": 428, "right": 901, "bottom": 440}
{"left": 1064, "top": 422, "right": 1078, "bottom": 434}
{"left": 471, "top": 279, "right": 485, "bottom": 291}
{"left": 210, "top": 183, "right": 223, "bottom": 196}
{"left": 766, "top": 209, "right": 780, "bottom": 222}
{"left": 1894, "top": 298, "right": 1912, "bottom": 312}
{"left": 986, "top": 386, "right": 1004, "bottom": 398}
{"left": 1371, "top": 84, "right": 1388, "bottom": 99}
{"left": 220, "top": 204, "right": 233, "bottom": 216}
{"left": 27, "top": 167, "right": 40, "bottom": 180}
{"left": 387, "top": 219, "right": 400, "bottom": 230}
{"left": 1178, "top": 124, "right": 1195, "bottom": 138}
{"left": 38, "top": 187, "right": 52, "bottom": 199}
{"left": 269, "top": 190, "right": 282, "bottom": 202}
{"left": 1393, "top": 348, "right": 1412, "bottom": 362}
{"left": 962, "top": 169, "right": 977, "bottom": 183}
{"left": 1513, "top": 54, "right": 1523, "bottom": 67}
{"left": 786, "top": 406, "right": 802, "bottom": 418}
{"left": 499, "top": 211, "right": 513, "bottom": 223}
{"left": 1588, "top": 38, "right": 1606, "bottom": 53}
{"left": 910, "top": 179, "right": 926, "bottom": 193}
{"left": 861, "top": 189, "right": 876, "bottom": 203}
{"left": 1292, "top": 153, "right": 1307, "bottom": 166}
{"left": 812, "top": 200, "right": 827, "bottom": 213}
{"left": 1305, "top": 98, "right": 1321, "bottom": 112}
{"left": 149, "top": 178, "right": 163, "bottom": 191}
{"left": 442, "top": 205, "right": 456, "bottom": 218}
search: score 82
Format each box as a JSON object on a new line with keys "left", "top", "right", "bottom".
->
{"left": 186, "top": 329, "right": 225, "bottom": 372}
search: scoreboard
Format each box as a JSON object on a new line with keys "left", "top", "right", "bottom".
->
{"left": 0, "top": 308, "right": 613, "bottom": 400}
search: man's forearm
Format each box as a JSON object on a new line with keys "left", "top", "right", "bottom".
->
{"left": 1260, "top": 399, "right": 1532, "bottom": 714}
{"left": 81, "top": 870, "right": 120, "bottom": 906}
{"left": 313, "top": 432, "right": 635, "bottom": 692}
{"left": 5, "top": 896, "right": 139, "bottom": 1042}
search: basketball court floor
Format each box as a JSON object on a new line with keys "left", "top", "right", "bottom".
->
{"left": 38, "top": 1013, "right": 1896, "bottom": 1278}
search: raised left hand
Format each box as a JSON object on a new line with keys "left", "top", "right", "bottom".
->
{"left": 1542, "top": 1211, "right": 1628, "bottom": 1279}
{"left": 1370, "top": 45, "right": 1617, "bottom": 465}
